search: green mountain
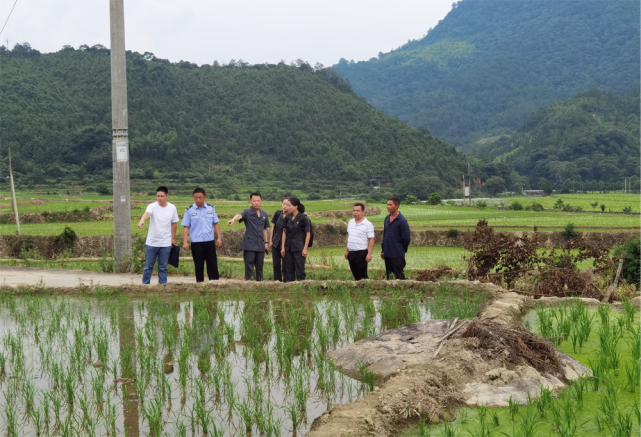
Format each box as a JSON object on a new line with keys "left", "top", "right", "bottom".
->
{"left": 332, "top": 0, "right": 640, "bottom": 149}
{"left": 476, "top": 87, "right": 640, "bottom": 190}
{"left": 0, "top": 43, "right": 470, "bottom": 199}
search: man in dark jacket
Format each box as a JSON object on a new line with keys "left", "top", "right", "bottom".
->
{"left": 380, "top": 197, "right": 411, "bottom": 279}
{"left": 227, "top": 192, "right": 270, "bottom": 281}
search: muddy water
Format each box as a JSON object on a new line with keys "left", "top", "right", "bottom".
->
{"left": 0, "top": 294, "right": 437, "bottom": 436}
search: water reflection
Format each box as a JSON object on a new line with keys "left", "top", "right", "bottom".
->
{"left": 0, "top": 291, "right": 436, "bottom": 436}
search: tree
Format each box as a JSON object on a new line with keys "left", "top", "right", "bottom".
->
{"left": 484, "top": 176, "right": 505, "bottom": 196}
{"left": 539, "top": 178, "right": 554, "bottom": 195}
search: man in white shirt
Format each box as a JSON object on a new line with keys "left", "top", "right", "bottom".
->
{"left": 137, "top": 186, "right": 179, "bottom": 284}
{"left": 344, "top": 203, "right": 375, "bottom": 280}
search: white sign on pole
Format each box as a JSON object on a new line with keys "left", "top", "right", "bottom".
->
{"left": 116, "top": 141, "right": 129, "bottom": 162}
{"left": 464, "top": 187, "right": 470, "bottom": 196}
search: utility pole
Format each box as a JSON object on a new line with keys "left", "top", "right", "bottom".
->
{"left": 8, "top": 148, "right": 20, "bottom": 235}
{"left": 468, "top": 163, "right": 472, "bottom": 206}
{"left": 110, "top": 0, "right": 132, "bottom": 272}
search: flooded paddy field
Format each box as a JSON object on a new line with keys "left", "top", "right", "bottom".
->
{"left": 0, "top": 283, "right": 485, "bottom": 436}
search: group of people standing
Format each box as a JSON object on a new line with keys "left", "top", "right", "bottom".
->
{"left": 138, "top": 187, "right": 410, "bottom": 284}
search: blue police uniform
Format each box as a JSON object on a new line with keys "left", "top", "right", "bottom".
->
{"left": 182, "top": 203, "right": 220, "bottom": 281}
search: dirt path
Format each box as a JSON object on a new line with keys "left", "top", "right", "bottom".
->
{"left": 0, "top": 266, "right": 198, "bottom": 287}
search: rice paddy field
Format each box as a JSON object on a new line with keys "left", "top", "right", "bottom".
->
{"left": 2, "top": 190, "right": 635, "bottom": 276}
{"left": 402, "top": 298, "right": 640, "bottom": 437}
{"left": 0, "top": 283, "right": 484, "bottom": 437}
{"left": 1, "top": 193, "right": 639, "bottom": 237}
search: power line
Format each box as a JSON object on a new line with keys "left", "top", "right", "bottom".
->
{"left": 0, "top": 0, "right": 19, "bottom": 36}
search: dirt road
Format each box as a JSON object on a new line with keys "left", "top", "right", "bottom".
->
{"left": 0, "top": 266, "right": 198, "bottom": 288}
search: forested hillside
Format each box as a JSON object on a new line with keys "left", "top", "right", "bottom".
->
{"left": 476, "top": 87, "right": 640, "bottom": 191}
{"left": 333, "top": 0, "right": 640, "bottom": 149}
{"left": 0, "top": 43, "right": 470, "bottom": 198}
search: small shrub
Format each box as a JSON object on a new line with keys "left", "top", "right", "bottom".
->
{"left": 404, "top": 195, "right": 418, "bottom": 205}
{"left": 446, "top": 200, "right": 455, "bottom": 206}
{"left": 132, "top": 236, "right": 146, "bottom": 274}
{"left": 95, "top": 184, "right": 112, "bottom": 196}
{"left": 562, "top": 223, "right": 578, "bottom": 241}
{"left": 553, "top": 199, "right": 565, "bottom": 210}
{"left": 623, "top": 206, "right": 632, "bottom": 214}
{"left": 612, "top": 238, "right": 640, "bottom": 288}
{"left": 307, "top": 193, "right": 321, "bottom": 200}
{"left": 574, "top": 206, "right": 583, "bottom": 212}
{"left": 427, "top": 192, "right": 442, "bottom": 205}
{"left": 475, "top": 200, "right": 487, "bottom": 209}
{"left": 615, "top": 279, "right": 639, "bottom": 299}
{"left": 590, "top": 201, "right": 599, "bottom": 210}
{"left": 531, "top": 202, "right": 544, "bottom": 211}
{"left": 54, "top": 226, "right": 78, "bottom": 248}
{"left": 562, "top": 203, "right": 574, "bottom": 212}
{"left": 507, "top": 201, "right": 523, "bottom": 211}
{"left": 600, "top": 204, "right": 606, "bottom": 212}
{"left": 447, "top": 229, "right": 459, "bottom": 239}
{"left": 100, "top": 250, "right": 115, "bottom": 273}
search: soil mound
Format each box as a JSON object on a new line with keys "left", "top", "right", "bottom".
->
{"left": 310, "top": 317, "right": 590, "bottom": 437}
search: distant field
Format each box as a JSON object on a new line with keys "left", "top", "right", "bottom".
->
{"left": 1, "top": 191, "right": 639, "bottom": 236}
{"left": 501, "top": 193, "right": 640, "bottom": 213}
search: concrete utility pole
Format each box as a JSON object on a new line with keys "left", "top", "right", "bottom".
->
{"left": 8, "top": 148, "right": 20, "bottom": 235}
{"left": 110, "top": 0, "right": 132, "bottom": 272}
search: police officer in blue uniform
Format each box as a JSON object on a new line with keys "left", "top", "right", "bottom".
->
{"left": 182, "top": 187, "right": 223, "bottom": 282}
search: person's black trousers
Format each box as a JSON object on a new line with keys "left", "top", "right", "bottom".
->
{"left": 243, "top": 250, "right": 265, "bottom": 281}
{"left": 272, "top": 249, "right": 284, "bottom": 282}
{"left": 190, "top": 240, "right": 219, "bottom": 282}
{"left": 283, "top": 251, "right": 306, "bottom": 282}
{"left": 384, "top": 257, "right": 406, "bottom": 280}
{"left": 347, "top": 250, "right": 369, "bottom": 280}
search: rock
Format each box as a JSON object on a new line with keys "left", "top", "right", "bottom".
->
{"left": 631, "top": 296, "right": 641, "bottom": 309}
{"left": 377, "top": 336, "right": 390, "bottom": 342}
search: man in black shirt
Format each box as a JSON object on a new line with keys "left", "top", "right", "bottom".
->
{"left": 227, "top": 192, "right": 270, "bottom": 281}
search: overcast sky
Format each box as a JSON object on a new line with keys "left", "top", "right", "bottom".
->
{"left": 2, "top": 0, "right": 454, "bottom": 66}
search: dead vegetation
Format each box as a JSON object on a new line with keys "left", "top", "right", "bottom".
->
{"left": 464, "top": 220, "right": 614, "bottom": 298}
{"left": 461, "top": 319, "right": 564, "bottom": 377}
{"left": 416, "top": 266, "right": 453, "bottom": 282}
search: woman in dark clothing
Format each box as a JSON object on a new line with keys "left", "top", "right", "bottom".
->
{"left": 280, "top": 197, "right": 311, "bottom": 282}
{"left": 269, "top": 197, "right": 289, "bottom": 282}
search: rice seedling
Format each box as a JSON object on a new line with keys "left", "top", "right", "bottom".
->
{"left": 489, "top": 409, "right": 500, "bottom": 427}
{"left": 623, "top": 359, "right": 640, "bottom": 393}
{"left": 571, "top": 376, "right": 588, "bottom": 409}
{"left": 236, "top": 398, "right": 255, "bottom": 432}
{"left": 517, "top": 405, "right": 540, "bottom": 437}
{"left": 418, "top": 417, "right": 432, "bottom": 436}
{"left": 621, "top": 298, "right": 637, "bottom": 329}
{"left": 599, "top": 373, "right": 619, "bottom": 424}
{"left": 22, "top": 379, "right": 36, "bottom": 410}
{"left": 284, "top": 402, "right": 300, "bottom": 433}
{"left": 358, "top": 361, "right": 376, "bottom": 393}
{"left": 104, "top": 395, "right": 118, "bottom": 436}
{"left": 442, "top": 413, "right": 460, "bottom": 437}
{"left": 62, "top": 369, "right": 77, "bottom": 405}
{"left": 143, "top": 391, "right": 164, "bottom": 436}
{"left": 627, "top": 325, "right": 640, "bottom": 361}
{"left": 3, "top": 394, "right": 19, "bottom": 437}
{"left": 29, "top": 407, "right": 43, "bottom": 436}
{"left": 606, "top": 410, "right": 634, "bottom": 437}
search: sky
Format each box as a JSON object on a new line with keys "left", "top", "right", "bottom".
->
{"left": 1, "top": 0, "right": 454, "bottom": 66}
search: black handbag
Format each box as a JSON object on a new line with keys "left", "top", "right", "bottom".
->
{"left": 168, "top": 245, "right": 180, "bottom": 268}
